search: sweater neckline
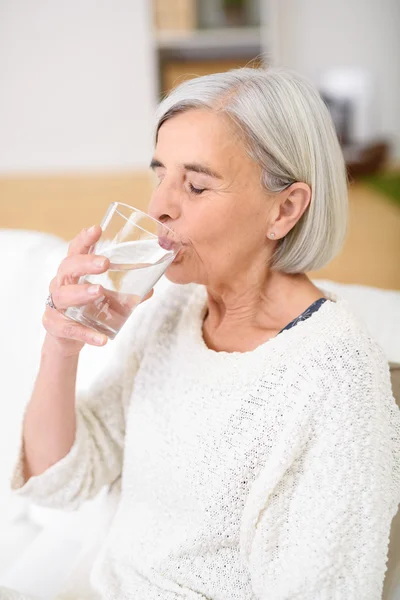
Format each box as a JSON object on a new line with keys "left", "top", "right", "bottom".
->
{"left": 187, "top": 284, "right": 339, "bottom": 364}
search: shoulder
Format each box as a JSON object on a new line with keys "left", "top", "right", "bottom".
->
{"left": 290, "top": 297, "right": 400, "bottom": 496}
{"left": 298, "top": 295, "right": 399, "bottom": 443}
{"left": 281, "top": 295, "right": 396, "bottom": 426}
{"left": 294, "top": 295, "right": 390, "bottom": 387}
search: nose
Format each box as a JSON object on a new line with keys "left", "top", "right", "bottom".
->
{"left": 148, "top": 184, "right": 181, "bottom": 225}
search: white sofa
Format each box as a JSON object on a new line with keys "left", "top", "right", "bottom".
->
{"left": 0, "top": 229, "right": 399, "bottom": 599}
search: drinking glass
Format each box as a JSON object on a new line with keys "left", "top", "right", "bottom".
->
{"left": 64, "top": 203, "right": 181, "bottom": 339}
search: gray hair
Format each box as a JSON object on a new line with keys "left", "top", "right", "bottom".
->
{"left": 155, "top": 68, "right": 348, "bottom": 273}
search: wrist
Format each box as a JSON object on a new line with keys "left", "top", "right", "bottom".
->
{"left": 42, "top": 334, "right": 83, "bottom": 360}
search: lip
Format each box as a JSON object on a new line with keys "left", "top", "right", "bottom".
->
{"left": 158, "top": 236, "right": 178, "bottom": 251}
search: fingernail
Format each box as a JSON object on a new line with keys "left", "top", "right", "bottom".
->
{"left": 94, "top": 258, "right": 107, "bottom": 268}
{"left": 88, "top": 285, "right": 100, "bottom": 295}
{"left": 91, "top": 334, "right": 105, "bottom": 345}
{"left": 88, "top": 225, "right": 97, "bottom": 234}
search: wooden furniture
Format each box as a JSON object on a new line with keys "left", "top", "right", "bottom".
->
{"left": 153, "top": 0, "right": 196, "bottom": 32}
{"left": 0, "top": 172, "right": 154, "bottom": 241}
{"left": 153, "top": 0, "right": 272, "bottom": 95}
{"left": 161, "top": 57, "right": 261, "bottom": 92}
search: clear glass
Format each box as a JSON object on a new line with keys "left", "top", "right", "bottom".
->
{"left": 64, "top": 203, "right": 181, "bottom": 340}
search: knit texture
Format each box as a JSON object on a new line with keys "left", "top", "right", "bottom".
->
{"left": 8, "top": 282, "right": 400, "bottom": 599}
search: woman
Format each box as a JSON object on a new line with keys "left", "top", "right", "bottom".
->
{"left": 4, "top": 68, "right": 400, "bottom": 599}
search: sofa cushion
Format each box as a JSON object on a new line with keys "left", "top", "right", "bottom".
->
{"left": 390, "top": 364, "right": 400, "bottom": 406}
{"left": 382, "top": 363, "right": 400, "bottom": 600}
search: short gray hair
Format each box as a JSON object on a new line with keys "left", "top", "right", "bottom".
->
{"left": 155, "top": 68, "right": 348, "bottom": 273}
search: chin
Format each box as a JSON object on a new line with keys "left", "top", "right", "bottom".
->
{"left": 164, "top": 262, "right": 196, "bottom": 285}
{"left": 164, "top": 251, "right": 201, "bottom": 285}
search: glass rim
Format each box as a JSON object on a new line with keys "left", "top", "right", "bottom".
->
{"left": 113, "top": 202, "right": 180, "bottom": 242}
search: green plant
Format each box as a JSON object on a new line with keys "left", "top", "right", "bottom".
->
{"left": 364, "top": 172, "right": 400, "bottom": 207}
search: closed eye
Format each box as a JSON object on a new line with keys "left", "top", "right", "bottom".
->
{"left": 189, "top": 183, "right": 206, "bottom": 195}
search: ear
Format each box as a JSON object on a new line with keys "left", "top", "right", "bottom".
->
{"left": 268, "top": 183, "right": 311, "bottom": 239}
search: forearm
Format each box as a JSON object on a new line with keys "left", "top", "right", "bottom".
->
{"left": 22, "top": 335, "right": 79, "bottom": 480}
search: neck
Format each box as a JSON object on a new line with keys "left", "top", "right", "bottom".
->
{"left": 203, "top": 270, "right": 324, "bottom": 353}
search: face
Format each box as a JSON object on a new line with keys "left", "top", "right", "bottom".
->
{"left": 148, "top": 109, "right": 274, "bottom": 289}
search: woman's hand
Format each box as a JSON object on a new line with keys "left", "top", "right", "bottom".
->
{"left": 42, "top": 225, "right": 154, "bottom": 357}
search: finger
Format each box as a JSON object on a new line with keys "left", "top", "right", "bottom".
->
{"left": 67, "top": 225, "right": 102, "bottom": 257}
{"left": 49, "top": 275, "right": 59, "bottom": 295}
{"left": 57, "top": 254, "right": 110, "bottom": 284}
{"left": 42, "top": 310, "right": 108, "bottom": 346}
{"left": 51, "top": 283, "right": 104, "bottom": 310}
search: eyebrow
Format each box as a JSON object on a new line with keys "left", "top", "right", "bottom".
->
{"left": 150, "top": 158, "right": 223, "bottom": 179}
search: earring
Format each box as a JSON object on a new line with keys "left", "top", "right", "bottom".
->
{"left": 268, "top": 232, "right": 276, "bottom": 239}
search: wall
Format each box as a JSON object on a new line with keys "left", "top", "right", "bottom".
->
{"left": 271, "top": 0, "right": 400, "bottom": 158}
{"left": 0, "top": 0, "right": 157, "bottom": 173}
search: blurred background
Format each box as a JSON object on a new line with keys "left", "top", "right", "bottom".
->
{"left": 0, "top": 0, "right": 399, "bottom": 288}
{"left": 1, "top": 4, "right": 400, "bottom": 595}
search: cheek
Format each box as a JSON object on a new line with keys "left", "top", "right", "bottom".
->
{"left": 179, "top": 208, "right": 219, "bottom": 252}
{"left": 181, "top": 196, "right": 265, "bottom": 262}
{"left": 184, "top": 202, "right": 236, "bottom": 241}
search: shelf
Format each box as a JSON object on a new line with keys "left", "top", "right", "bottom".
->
{"left": 156, "top": 26, "right": 261, "bottom": 50}
{"left": 155, "top": 27, "right": 262, "bottom": 60}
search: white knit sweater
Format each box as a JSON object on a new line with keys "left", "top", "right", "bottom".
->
{"left": 9, "top": 282, "right": 400, "bottom": 599}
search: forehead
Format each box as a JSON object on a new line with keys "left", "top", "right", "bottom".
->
{"left": 156, "top": 108, "right": 245, "bottom": 161}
